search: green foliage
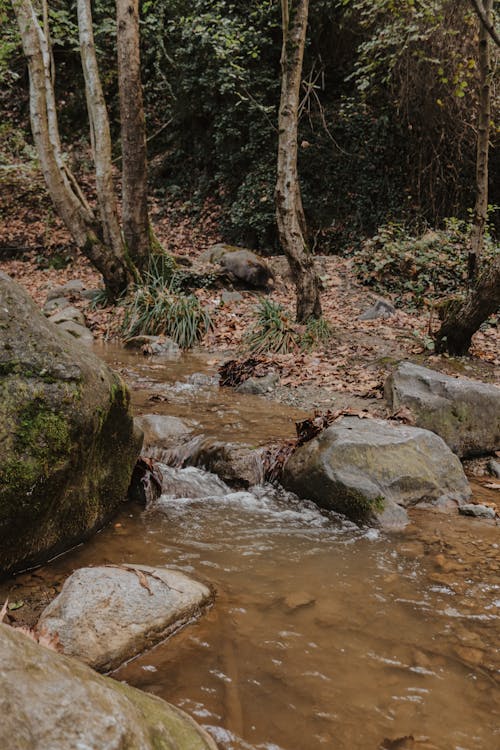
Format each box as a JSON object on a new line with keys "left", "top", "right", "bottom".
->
{"left": 301, "top": 318, "right": 334, "bottom": 351}
{"left": 122, "top": 254, "right": 212, "bottom": 349}
{"left": 244, "top": 299, "right": 298, "bottom": 354}
{"left": 353, "top": 217, "right": 499, "bottom": 308}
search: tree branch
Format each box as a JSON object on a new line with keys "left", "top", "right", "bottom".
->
{"left": 468, "top": 0, "right": 500, "bottom": 47}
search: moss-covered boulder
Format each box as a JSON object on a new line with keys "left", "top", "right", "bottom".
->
{"left": 385, "top": 362, "right": 500, "bottom": 457}
{"left": 0, "top": 624, "right": 217, "bottom": 750}
{"left": 0, "top": 272, "right": 142, "bottom": 575}
{"left": 282, "top": 417, "right": 471, "bottom": 528}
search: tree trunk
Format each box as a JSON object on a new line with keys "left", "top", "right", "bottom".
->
{"left": 77, "top": 0, "right": 127, "bottom": 263}
{"left": 275, "top": 0, "right": 322, "bottom": 322}
{"left": 12, "top": 0, "right": 130, "bottom": 299}
{"left": 116, "top": 0, "right": 151, "bottom": 270}
{"left": 434, "top": 254, "right": 500, "bottom": 355}
{"left": 468, "top": 0, "right": 492, "bottom": 279}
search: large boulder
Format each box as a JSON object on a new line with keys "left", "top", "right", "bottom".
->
{"left": 385, "top": 362, "right": 500, "bottom": 457}
{"left": 0, "top": 624, "right": 217, "bottom": 750}
{"left": 282, "top": 417, "right": 471, "bottom": 528}
{"left": 0, "top": 272, "right": 142, "bottom": 574}
{"left": 38, "top": 565, "right": 213, "bottom": 671}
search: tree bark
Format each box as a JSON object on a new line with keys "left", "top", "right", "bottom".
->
{"left": 468, "top": 0, "right": 493, "bottom": 279}
{"left": 12, "top": 0, "right": 130, "bottom": 298}
{"left": 468, "top": 0, "right": 500, "bottom": 48}
{"left": 275, "top": 0, "right": 322, "bottom": 322}
{"left": 434, "top": 254, "right": 500, "bottom": 355}
{"left": 116, "top": 0, "right": 151, "bottom": 270}
{"left": 77, "top": 0, "right": 126, "bottom": 262}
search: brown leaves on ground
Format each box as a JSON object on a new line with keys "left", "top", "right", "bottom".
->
{"left": 1, "top": 599, "right": 61, "bottom": 652}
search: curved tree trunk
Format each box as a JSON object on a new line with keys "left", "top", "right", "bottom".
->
{"left": 434, "top": 254, "right": 500, "bottom": 355}
{"left": 77, "top": 0, "right": 128, "bottom": 265}
{"left": 116, "top": 0, "right": 151, "bottom": 271}
{"left": 13, "top": 0, "right": 130, "bottom": 299}
{"left": 275, "top": 0, "right": 322, "bottom": 323}
{"left": 468, "top": 0, "right": 492, "bottom": 279}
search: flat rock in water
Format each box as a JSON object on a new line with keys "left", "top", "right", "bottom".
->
{"left": 38, "top": 565, "right": 213, "bottom": 671}
{"left": 0, "top": 624, "right": 217, "bottom": 750}
{"left": 385, "top": 362, "right": 500, "bottom": 457}
{"left": 236, "top": 372, "right": 279, "bottom": 395}
{"left": 124, "top": 334, "right": 180, "bottom": 357}
{"left": 458, "top": 504, "right": 496, "bottom": 519}
{"left": 282, "top": 416, "right": 471, "bottom": 529}
{"left": 135, "top": 413, "right": 194, "bottom": 450}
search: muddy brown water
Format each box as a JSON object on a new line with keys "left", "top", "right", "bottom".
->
{"left": 4, "top": 346, "right": 500, "bottom": 750}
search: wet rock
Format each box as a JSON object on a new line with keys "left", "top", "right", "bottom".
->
{"left": 284, "top": 591, "right": 316, "bottom": 611}
{"left": 236, "top": 372, "right": 279, "bottom": 395}
{"left": 124, "top": 334, "right": 181, "bottom": 357}
{"left": 488, "top": 459, "right": 500, "bottom": 478}
{"left": 48, "top": 305, "right": 86, "bottom": 327}
{"left": 358, "top": 298, "right": 396, "bottom": 321}
{"left": 184, "top": 439, "right": 264, "bottom": 488}
{"left": 46, "top": 279, "right": 87, "bottom": 301}
{"left": 135, "top": 413, "right": 194, "bottom": 450}
{"left": 42, "top": 296, "right": 71, "bottom": 315}
{"left": 282, "top": 417, "right": 471, "bottom": 528}
{"left": 38, "top": 565, "right": 213, "bottom": 672}
{"left": 0, "top": 272, "right": 142, "bottom": 574}
{"left": 58, "top": 319, "right": 94, "bottom": 346}
{"left": 458, "top": 504, "right": 496, "bottom": 519}
{"left": 0, "top": 624, "right": 217, "bottom": 750}
{"left": 385, "top": 362, "right": 500, "bottom": 457}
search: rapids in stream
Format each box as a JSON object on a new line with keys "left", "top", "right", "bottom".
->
{"left": 16, "top": 346, "right": 500, "bottom": 749}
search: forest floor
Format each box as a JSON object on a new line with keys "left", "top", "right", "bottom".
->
{"left": 1, "top": 160, "right": 499, "bottom": 413}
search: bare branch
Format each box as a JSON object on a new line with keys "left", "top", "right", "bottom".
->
{"left": 469, "top": 0, "right": 500, "bottom": 47}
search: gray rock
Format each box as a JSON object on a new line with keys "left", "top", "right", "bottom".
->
{"left": 46, "top": 279, "right": 86, "bottom": 301}
{"left": 58, "top": 319, "right": 94, "bottom": 346}
{"left": 488, "top": 459, "right": 500, "bottom": 478}
{"left": 80, "top": 287, "right": 104, "bottom": 301}
{"left": 0, "top": 624, "right": 217, "bottom": 750}
{"left": 42, "top": 296, "right": 71, "bottom": 315}
{"left": 282, "top": 416, "right": 471, "bottom": 528}
{"left": 236, "top": 372, "right": 279, "bottom": 395}
{"left": 459, "top": 504, "right": 496, "bottom": 519}
{"left": 38, "top": 565, "right": 213, "bottom": 672}
{"left": 0, "top": 272, "right": 142, "bottom": 574}
{"left": 220, "top": 248, "right": 274, "bottom": 289}
{"left": 385, "top": 362, "right": 500, "bottom": 457}
{"left": 48, "top": 305, "right": 86, "bottom": 327}
{"left": 221, "top": 289, "right": 244, "bottom": 304}
{"left": 135, "top": 413, "right": 194, "bottom": 450}
{"left": 124, "top": 335, "right": 181, "bottom": 357}
{"left": 359, "top": 298, "right": 396, "bottom": 320}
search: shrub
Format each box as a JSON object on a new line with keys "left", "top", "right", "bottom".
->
{"left": 301, "top": 318, "right": 334, "bottom": 351}
{"left": 244, "top": 298, "right": 298, "bottom": 354}
{"left": 122, "top": 254, "right": 212, "bottom": 348}
{"left": 353, "top": 219, "right": 498, "bottom": 308}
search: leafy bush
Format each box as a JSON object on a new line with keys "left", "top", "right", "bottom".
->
{"left": 353, "top": 219, "right": 498, "bottom": 308}
{"left": 244, "top": 299, "right": 298, "bottom": 354}
{"left": 122, "top": 254, "right": 212, "bottom": 348}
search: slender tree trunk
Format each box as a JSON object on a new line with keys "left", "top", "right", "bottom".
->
{"left": 434, "top": 0, "right": 499, "bottom": 355}
{"left": 12, "top": 0, "right": 130, "bottom": 298}
{"left": 77, "top": 0, "right": 127, "bottom": 263}
{"left": 275, "top": 0, "right": 322, "bottom": 322}
{"left": 468, "top": 0, "right": 492, "bottom": 279}
{"left": 434, "top": 254, "right": 500, "bottom": 355}
{"left": 116, "top": 0, "right": 151, "bottom": 270}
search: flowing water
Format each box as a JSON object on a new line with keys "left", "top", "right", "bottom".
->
{"left": 12, "top": 346, "right": 500, "bottom": 749}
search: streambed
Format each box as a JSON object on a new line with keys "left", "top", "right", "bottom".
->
{"left": 5, "top": 347, "right": 500, "bottom": 749}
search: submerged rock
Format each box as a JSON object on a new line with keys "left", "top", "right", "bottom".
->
{"left": 0, "top": 272, "right": 142, "bottom": 574}
{"left": 385, "top": 362, "right": 500, "bottom": 457}
{"left": 0, "top": 624, "right": 217, "bottom": 750}
{"left": 38, "top": 565, "right": 213, "bottom": 671}
{"left": 282, "top": 416, "right": 471, "bottom": 528}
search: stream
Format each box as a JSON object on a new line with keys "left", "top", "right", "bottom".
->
{"left": 9, "top": 346, "right": 500, "bottom": 749}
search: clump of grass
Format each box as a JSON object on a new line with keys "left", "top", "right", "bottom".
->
{"left": 301, "top": 317, "right": 334, "bottom": 350}
{"left": 122, "top": 253, "right": 212, "bottom": 349}
{"left": 245, "top": 298, "right": 298, "bottom": 354}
